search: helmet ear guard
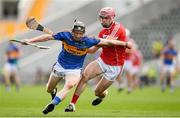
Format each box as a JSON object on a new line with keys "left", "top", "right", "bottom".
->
{"left": 72, "top": 20, "right": 86, "bottom": 33}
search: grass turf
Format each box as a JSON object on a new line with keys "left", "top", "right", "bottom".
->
{"left": 0, "top": 84, "right": 180, "bottom": 117}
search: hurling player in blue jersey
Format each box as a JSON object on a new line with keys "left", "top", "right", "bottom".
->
{"left": 160, "top": 38, "right": 178, "bottom": 92}
{"left": 23, "top": 20, "right": 132, "bottom": 115}
{"left": 2, "top": 42, "right": 21, "bottom": 92}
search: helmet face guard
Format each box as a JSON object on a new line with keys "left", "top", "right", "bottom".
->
{"left": 72, "top": 21, "right": 85, "bottom": 33}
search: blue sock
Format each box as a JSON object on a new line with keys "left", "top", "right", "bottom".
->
{"left": 52, "top": 96, "right": 61, "bottom": 105}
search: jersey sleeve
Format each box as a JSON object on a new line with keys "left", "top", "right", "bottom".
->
{"left": 52, "top": 32, "right": 65, "bottom": 41}
{"left": 87, "top": 37, "right": 100, "bottom": 47}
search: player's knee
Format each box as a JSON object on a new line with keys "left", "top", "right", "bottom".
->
{"left": 94, "top": 89, "right": 101, "bottom": 96}
{"left": 46, "top": 84, "right": 52, "bottom": 93}
{"left": 81, "top": 72, "right": 89, "bottom": 82}
{"left": 66, "top": 83, "right": 75, "bottom": 89}
{"left": 46, "top": 88, "right": 52, "bottom": 93}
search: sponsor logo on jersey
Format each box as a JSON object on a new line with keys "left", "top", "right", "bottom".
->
{"left": 62, "top": 41, "right": 87, "bottom": 56}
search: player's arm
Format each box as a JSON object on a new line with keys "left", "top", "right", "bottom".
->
{"left": 24, "top": 34, "right": 54, "bottom": 43}
{"left": 87, "top": 46, "right": 100, "bottom": 54}
{"left": 15, "top": 46, "right": 22, "bottom": 58}
{"left": 24, "top": 31, "right": 68, "bottom": 43}
{"left": 97, "top": 37, "right": 132, "bottom": 49}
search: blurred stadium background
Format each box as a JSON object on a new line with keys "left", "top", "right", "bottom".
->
{"left": 0, "top": 0, "right": 180, "bottom": 117}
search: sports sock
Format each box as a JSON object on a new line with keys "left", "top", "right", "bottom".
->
{"left": 52, "top": 96, "right": 61, "bottom": 105}
{"left": 71, "top": 94, "right": 79, "bottom": 104}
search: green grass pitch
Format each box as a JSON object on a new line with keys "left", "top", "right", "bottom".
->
{"left": 0, "top": 84, "right": 180, "bottom": 117}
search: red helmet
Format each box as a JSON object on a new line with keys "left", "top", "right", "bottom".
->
{"left": 99, "top": 7, "right": 115, "bottom": 18}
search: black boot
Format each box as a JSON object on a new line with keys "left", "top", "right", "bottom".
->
{"left": 42, "top": 103, "right": 55, "bottom": 115}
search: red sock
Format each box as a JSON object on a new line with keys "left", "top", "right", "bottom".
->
{"left": 71, "top": 94, "right": 79, "bottom": 104}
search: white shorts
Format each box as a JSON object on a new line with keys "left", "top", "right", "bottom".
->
{"left": 161, "top": 64, "right": 175, "bottom": 74}
{"left": 129, "top": 66, "right": 140, "bottom": 75}
{"left": 3, "top": 63, "right": 18, "bottom": 73}
{"left": 124, "top": 60, "right": 132, "bottom": 72}
{"left": 51, "top": 62, "right": 81, "bottom": 78}
{"left": 96, "top": 58, "right": 124, "bottom": 81}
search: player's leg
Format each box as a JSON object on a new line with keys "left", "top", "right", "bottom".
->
{"left": 134, "top": 67, "right": 141, "bottom": 88}
{"left": 2, "top": 64, "right": 11, "bottom": 91}
{"left": 73, "top": 60, "right": 103, "bottom": 100}
{"left": 92, "top": 62, "right": 124, "bottom": 106}
{"left": 126, "top": 70, "right": 133, "bottom": 93}
{"left": 43, "top": 70, "right": 81, "bottom": 114}
{"left": 116, "top": 74, "right": 124, "bottom": 91}
{"left": 65, "top": 60, "right": 103, "bottom": 112}
{"left": 10, "top": 64, "right": 20, "bottom": 92}
{"left": 160, "top": 68, "right": 166, "bottom": 92}
{"left": 131, "top": 73, "right": 139, "bottom": 91}
{"left": 88, "top": 75, "right": 103, "bottom": 90}
{"left": 130, "top": 67, "right": 140, "bottom": 91}
{"left": 169, "top": 73, "right": 175, "bottom": 92}
{"left": 55, "top": 72, "right": 81, "bottom": 102}
{"left": 46, "top": 71, "right": 62, "bottom": 99}
{"left": 128, "top": 66, "right": 139, "bottom": 94}
{"left": 42, "top": 71, "right": 63, "bottom": 115}
{"left": 92, "top": 77, "right": 113, "bottom": 105}
{"left": 59, "top": 72, "right": 81, "bottom": 112}
{"left": 123, "top": 61, "right": 132, "bottom": 92}
{"left": 169, "top": 67, "right": 176, "bottom": 92}
{"left": 124, "top": 61, "right": 133, "bottom": 93}
{"left": 12, "top": 72, "right": 21, "bottom": 92}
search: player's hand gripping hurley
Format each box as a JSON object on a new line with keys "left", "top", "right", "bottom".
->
{"left": 11, "top": 17, "right": 54, "bottom": 49}
{"left": 26, "top": 17, "right": 53, "bottom": 35}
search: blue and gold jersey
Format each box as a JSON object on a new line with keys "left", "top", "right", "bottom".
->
{"left": 163, "top": 47, "right": 177, "bottom": 65}
{"left": 6, "top": 43, "right": 20, "bottom": 64}
{"left": 53, "top": 32, "right": 100, "bottom": 69}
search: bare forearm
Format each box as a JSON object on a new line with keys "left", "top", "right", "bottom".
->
{"left": 27, "top": 34, "right": 53, "bottom": 43}
{"left": 98, "top": 38, "right": 132, "bottom": 49}
{"left": 87, "top": 46, "right": 100, "bottom": 54}
{"left": 108, "top": 39, "right": 125, "bottom": 46}
{"left": 109, "top": 40, "right": 132, "bottom": 49}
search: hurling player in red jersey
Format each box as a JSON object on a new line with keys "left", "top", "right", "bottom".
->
{"left": 65, "top": 7, "right": 130, "bottom": 112}
{"left": 116, "top": 29, "right": 135, "bottom": 92}
{"left": 128, "top": 44, "right": 143, "bottom": 93}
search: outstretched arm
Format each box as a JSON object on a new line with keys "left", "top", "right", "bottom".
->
{"left": 97, "top": 37, "right": 132, "bottom": 49}
{"left": 24, "top": 34, "right": 54, "bottom": 43}
{"left": 87, "top": 46, "right": 100, "bottom": 54}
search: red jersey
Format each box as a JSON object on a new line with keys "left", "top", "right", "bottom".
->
{"left": 131, "top": 50, "right": 143, "bottom": 67}
{"left": 98, "top": 22, "right": 127, "bottom": 66}
{"left": 125, "top": 52, "right": 131, "bottom": 60}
